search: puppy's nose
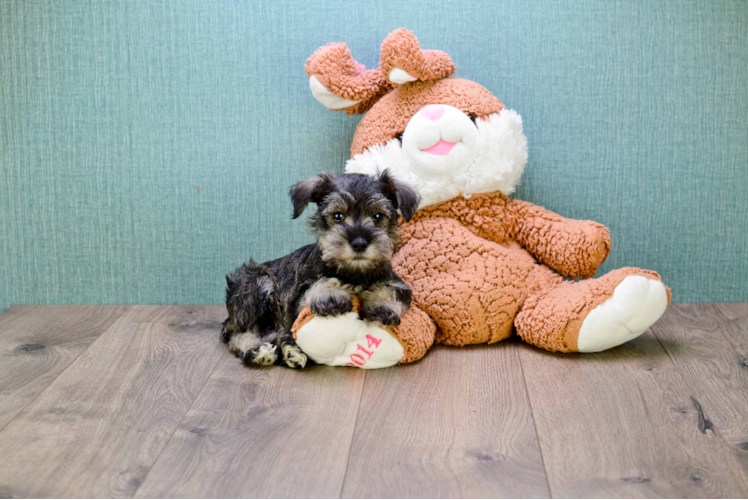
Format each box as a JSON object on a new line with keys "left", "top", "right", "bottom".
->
{"left": 350, "top": 237, "right": 368, "bottom": 253}
{"left": 420, "top": 104, "right": 445, "bottom": 121}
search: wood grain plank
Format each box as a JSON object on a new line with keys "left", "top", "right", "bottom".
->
{"left": 134, "top": 358, "right": 366, "bottom": 498}
{"left": 0, "top": 305, "right": 226, "bottom": 498}
{"left": 651, "top": 303, "right": 748, "bottom": 476}
{"left": 0, "top": 305, "right": 128, "bottom": 431}
{"left": 519, "top": 331, "right": 748, "bottom": 498}
{"left": 342, "top": 343, "right": 550, "bottom": 499}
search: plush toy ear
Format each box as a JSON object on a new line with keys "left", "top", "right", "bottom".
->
{"left": 380, "top": 28, "right": 455, "bottom": 85}
{"left": 378, "top": 169, "right": 421, "bottom": 222}
{"left": 289, "top": 174, "right": 335, "bottom": 219}
{"left": 305, "top": 43, "right": 392, "bottom": 115}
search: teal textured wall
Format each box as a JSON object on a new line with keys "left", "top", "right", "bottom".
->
{"left": 1, "top": 0, "right": 747, "bottom": 312}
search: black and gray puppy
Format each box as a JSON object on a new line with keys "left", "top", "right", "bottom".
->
{"left": 221, "top": 170, "right": 420, "bottom": 368}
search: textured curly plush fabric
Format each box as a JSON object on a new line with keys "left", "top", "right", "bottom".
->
{"left": 304, "top": 28, "right": 457, "bottom": 117}
{"left": 405, "top": 191, "right": 612, "bottom": 280}
{"left": 380, "top": 28, "right": 456, "bottom": 84}
{"left": 392, "top": 192, "right": 670, "bottom": 351}
{"left": 305, "top": 43, "right": 392, "bottom": 115}
{"left": 350, "top": 78, "right": 506, "bottom": 157}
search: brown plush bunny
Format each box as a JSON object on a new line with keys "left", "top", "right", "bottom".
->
{"left": 292, "top": 29, "right": 670, "bottom": 368}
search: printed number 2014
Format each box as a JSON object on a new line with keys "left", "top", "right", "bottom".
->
{"left": 345, "top": 335, "right": 382, "bottom": 367}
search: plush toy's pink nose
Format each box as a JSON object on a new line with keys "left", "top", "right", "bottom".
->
{"left": 420, "top": 105, "right": 445, "bottom": 121}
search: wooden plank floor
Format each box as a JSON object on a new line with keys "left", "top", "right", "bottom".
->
{"left": 0, "top": 304, "right": 746, "bottom": 498}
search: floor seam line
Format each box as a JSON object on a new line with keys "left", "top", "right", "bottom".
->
{"left": 338, "top": 370, "right": 368, "bottom": 499}
{"left": 516, "top": 343, "right": 554, "bottom": 499}
{"left": 131, "top": 345, "right": 228, "bottom": 498}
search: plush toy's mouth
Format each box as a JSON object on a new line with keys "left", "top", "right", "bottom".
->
{"left": 421, "top": 140, "right": 459, "bottom": 155}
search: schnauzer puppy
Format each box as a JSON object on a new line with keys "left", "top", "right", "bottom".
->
{"left": 221, "top": 170, "right": 420, "bottom": 368}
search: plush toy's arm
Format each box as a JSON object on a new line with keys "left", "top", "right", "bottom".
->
{"left": 506, "top": 199, "right": 611, "bottom": 279}
{"left": 404, "top": 192, "right": 610, "bottom": 280}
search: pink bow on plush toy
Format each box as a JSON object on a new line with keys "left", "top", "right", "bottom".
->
{"left": 294, "top": 28, "right": 670, "bottom": 368}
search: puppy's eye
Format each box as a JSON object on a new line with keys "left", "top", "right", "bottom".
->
{"left": 372, "top": 212, "right": 384, "bottom": 223}
{"left": 468, "top": 114, "right": 477, "bottom": 123}
{"left": 396, "top": 133, "right": 404, "bottom": 145}
{"left": 332, "top": 212, "right": 345, "bottom": 222}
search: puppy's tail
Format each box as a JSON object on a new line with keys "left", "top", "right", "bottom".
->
{"left": 222, "top": 260, "right": 275, "bottom": 342}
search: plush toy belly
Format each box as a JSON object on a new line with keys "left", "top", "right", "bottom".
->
{"left": 292, "top": 302, "right": 405, "bottom": 369}
{"left": 394, "top": 217, "right": 538, "bottom": 346}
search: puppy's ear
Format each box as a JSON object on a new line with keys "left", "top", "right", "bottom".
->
{"left": 379, "top": 169, "right": 420, "bottom": 222}
{"left": 289, "top": 174, "right": 334, "bottom": 219}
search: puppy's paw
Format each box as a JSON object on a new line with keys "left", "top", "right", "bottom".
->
{"left": 281, "top": 344, "right": 308, "bottom": 369}
{"left": 311, "top": 294, "right": 353, "bottom": 318}
{"left": 359, "top": 305, "right": 401, "bottom": 327}
{"left": 242, "top": 342, "right": 277, "bottom": 366}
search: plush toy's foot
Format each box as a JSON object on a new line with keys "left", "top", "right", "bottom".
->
{"left": 576, "top": 276, "right": 668, "bottom": 352}
{"left": 515, "top": 266, "right": 670, "bottom": 353}
{"left": 291, "top": 300, "right": 437, "bottom": 368}
{"left": 294, "top": 311, "right": 405, "bottom": 369}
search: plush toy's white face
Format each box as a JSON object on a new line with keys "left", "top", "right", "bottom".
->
{"left": 400, "top": 104, "right": 479, "bottom": 181}
{"left": 346, "top": 106, "right": 529, "bottom": 209}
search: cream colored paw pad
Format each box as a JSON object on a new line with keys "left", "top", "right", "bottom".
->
{"left": 577, "top": 276, "right": 668, "bottom": 353}
{"left": 295, "top": 312, "right": 404, "bottom": 369}
{"left": 251, "top": 343, "right": 278, "bottom": 365}
{"left": 282, "top": 344, "right": 308, "bottom": 369}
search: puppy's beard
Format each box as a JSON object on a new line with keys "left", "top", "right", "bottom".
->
{"left": 319, "top": 231, "right": 393, "bottom": 273}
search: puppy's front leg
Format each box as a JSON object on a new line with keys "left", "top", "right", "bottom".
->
{"left": 228, "top": 330, "right": 278, "bottom": 366}
{"left": 359, "top": 279, "right": 412, "bottom": 327}
{"left": 306, "top": 278, "right": 354, "bottom": 317}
